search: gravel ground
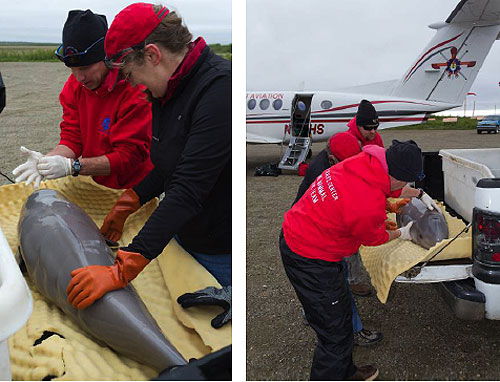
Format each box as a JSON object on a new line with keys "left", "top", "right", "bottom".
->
{"left": 0, "top": 62, "right": 68, "bottom": 185}
{"left": 246, "top": 130, "right": 500, "bottom": 380}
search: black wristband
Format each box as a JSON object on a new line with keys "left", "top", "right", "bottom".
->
{"left": 416, "top": 188, "right": 424, "bottom": 199}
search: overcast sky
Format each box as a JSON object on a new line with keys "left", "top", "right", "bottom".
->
{"left": 247, "top": 0, "right": 500, "bottom": 111}
{"left": 0, "top": 0, "right": 231, "bottom": 44}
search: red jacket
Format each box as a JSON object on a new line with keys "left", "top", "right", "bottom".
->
{"left": 347, "top": 116, "right": 402, "bottom": 198}
{"left": 58, "top": 72, "right": 153, "bottom": 189}
{"left": 282, "top": 147, "right": 391, "bottom": 262}
{"left": 347, "top": 116, "right": 384, "bottom": 148}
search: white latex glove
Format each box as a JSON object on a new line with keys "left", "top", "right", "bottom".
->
{"left": 398, "top": 221, "right": 414, "bottom": 241}
{"left": 37, "top": 155, "right": 72, "bottom": 179}
{"left": 420, "top": 193, "right": 442, "bottom": 214}
{"left": 12, "top": 146, "right": 44, "bottom": 188}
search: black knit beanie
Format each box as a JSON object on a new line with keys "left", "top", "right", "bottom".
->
{"left": 356, "top": 99, "right": 379, "bottom": 127}
{"left": 61, "top": 10, "right": 107, "bottom": 67}
{"left": 386, "top": 140, "right": 424, "bottom": 182}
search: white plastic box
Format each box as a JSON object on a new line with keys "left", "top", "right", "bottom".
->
{"left": 0, "top": 227, "right": 32, "bottom": 381}
{"left": 439, "top": 148, "right": 500, "bottom": 222}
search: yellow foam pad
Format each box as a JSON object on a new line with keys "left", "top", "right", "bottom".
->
{"left": 360, "top": 201, "right": 471, "bottom": 303}
{"left": 0, "top": 176, "right": 231, "bottom": 381}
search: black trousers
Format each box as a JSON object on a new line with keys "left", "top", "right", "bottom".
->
{"left": 280, "top": 232, "right": 356, "bottom": 381}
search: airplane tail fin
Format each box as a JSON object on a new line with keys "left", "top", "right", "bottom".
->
{"left": 392, "top": 0, "right": 500, "bottom": 104}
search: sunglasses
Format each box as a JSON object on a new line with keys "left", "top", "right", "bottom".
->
{"left": 104, "top": 41, "right": 146, "bottom": 69}
{"left": 362, "top": 124, "right": 379, "bottom": 131}
{"left": 55, "top": 37, "right": 104, "bottom": 66}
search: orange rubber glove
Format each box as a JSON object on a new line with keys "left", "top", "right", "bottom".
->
{"left": 385, "top": 220, "right": 397, "bottom": 231}
{"left": 100, "top": 189, "right": 140, "bottom": 242}
{"left": 66, "top": 249, "right": 150, "bottom": 309}
{"left": 386, "top": 198, "right": 411, "bottom": 214}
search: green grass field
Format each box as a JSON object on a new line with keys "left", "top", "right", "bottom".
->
{"left": 0, "top": 44, "right": 58, "bottom": 62}
{"left": 390, "top": 116, "right": 477, "bottom": 130}
{"left": 0, "top": 42, "right": 231, "bottom": 62}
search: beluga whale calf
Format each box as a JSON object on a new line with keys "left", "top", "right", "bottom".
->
{"left": 18, "top": 189, "right": 187, "bottom": 371}
{"left": 396, "top": 197, "right": 449, "bottom": 250}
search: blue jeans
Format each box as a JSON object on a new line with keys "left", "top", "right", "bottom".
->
{"left": 175, "top": 236, "right": 232, "bottom": 286}
{"left": 342, "top": 258, "right": 363, "bottom": 333}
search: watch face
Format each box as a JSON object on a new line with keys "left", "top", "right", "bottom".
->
{"left": 72, "top": 160, "right": 81, "bottom": 176}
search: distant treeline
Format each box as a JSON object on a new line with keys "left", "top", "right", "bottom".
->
{"left": 0, "top": 42, "right": 231, "bottom": 62}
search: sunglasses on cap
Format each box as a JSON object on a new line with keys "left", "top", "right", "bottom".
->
{"left": 55, "top": 37, "right": 104, "bottom": 66}
{"left": 362, "top": 123, "right": 379, "bottom": 131}
{"left": 104, "top": 41, "right": 146, "bottom": 69}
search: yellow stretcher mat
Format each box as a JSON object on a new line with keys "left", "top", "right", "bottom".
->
{"left": 360, "top": 202, "right": 471, "bottom": 304}
{"left": 0, "top": 176, "right": 231, "bottom": 381}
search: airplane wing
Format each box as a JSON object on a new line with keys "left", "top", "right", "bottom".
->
{"left": 446, "top": 0, "right": 500, "bottom": 24}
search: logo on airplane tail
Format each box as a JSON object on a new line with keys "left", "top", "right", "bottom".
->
{"left": 431, "top": 46, "right": 476, "bottom": 79}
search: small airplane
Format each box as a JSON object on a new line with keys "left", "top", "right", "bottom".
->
{"left": 246, "top": 0, "right": 500, "bottom": 169}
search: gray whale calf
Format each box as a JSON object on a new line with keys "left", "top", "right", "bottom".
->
{"left": 18, "top": 189, "right": 187, "bottom": 371}
{"left": 396, "top": 197, "right": 449, "bottom": 249}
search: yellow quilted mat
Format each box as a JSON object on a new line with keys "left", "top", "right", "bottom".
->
{"left": 360, "top": 201, "right": 471, "bottom": 304}
{"left": 1, "top": 176, "right": 231, "bottom": 381}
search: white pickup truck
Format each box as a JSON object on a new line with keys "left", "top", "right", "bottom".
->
{"left": 395, "top": 148, "right": 500, "bottom": 321}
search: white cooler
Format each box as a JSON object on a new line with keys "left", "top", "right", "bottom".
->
{"left": 0, "top": 227, "right": 32, "bottom": 380}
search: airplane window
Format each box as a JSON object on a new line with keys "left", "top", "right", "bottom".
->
{"left": 297, "top": 101, "right": 306, "bottom": 111}
{"left": 321, "top": 100, "right": 333, "bottom": 110}
{"left": 248, "top": 99, "right": 256, "bottom": 110}
{"left": 260, "top": 99, "right": 270, "bottom": 110}
{"left": 273, "top": 99, "right": 283, "bottom": 110}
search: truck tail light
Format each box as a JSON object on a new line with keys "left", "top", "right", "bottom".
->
{"left": 473, "top": 208, "right": 500, "bottom": 265}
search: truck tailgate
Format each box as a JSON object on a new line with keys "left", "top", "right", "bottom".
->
{"left": 395, "top": 262, "right": 472, "bottom": 283}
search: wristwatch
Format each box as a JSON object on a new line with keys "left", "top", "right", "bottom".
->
{"left": 416, "top": 188, "right": 424, "bottom": 199}
{"left": 72, "top": 159, "right": 81, "bottom": 177}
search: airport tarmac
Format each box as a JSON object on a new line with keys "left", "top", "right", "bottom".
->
{"left": 246, "top": 130, "right": 500, "bottom": 380}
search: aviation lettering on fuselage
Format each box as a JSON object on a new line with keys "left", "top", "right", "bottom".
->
{"left": 247, "top": 92, "right": 284, "bottom": 100}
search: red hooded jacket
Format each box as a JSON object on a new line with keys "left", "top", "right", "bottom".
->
{"left": 347, "top": 116, "right": 384, "bottom": 148}
{"left": 282, "top": 146, "right": 392, "bottom": 262}
{"left": 347, "top": 116, "right": 402, "bottom": 198}
{"left": 59, "top": 72, "right": 153, "bottom": 189}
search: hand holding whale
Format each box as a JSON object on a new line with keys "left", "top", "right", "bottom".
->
{"left": 67, "top": 249, "right": 150, "bottom": 309}
{"left": 398, "top": 221, "right": 414, "bottom": 241}
{"left": 419, "top": 193, "right": 442, "bottom": 214}
{"left": 386, "top": 198, "right": 411, "bottom": 214}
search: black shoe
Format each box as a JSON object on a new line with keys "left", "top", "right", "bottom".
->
{"left": 350, "top": 282, "right": 372, "bottom": 297}
{"left": 354, "top": 329, "right": 383, "bottom": 346}
{"left": 347, "top": 365, "right": 379, "bottom": 380}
